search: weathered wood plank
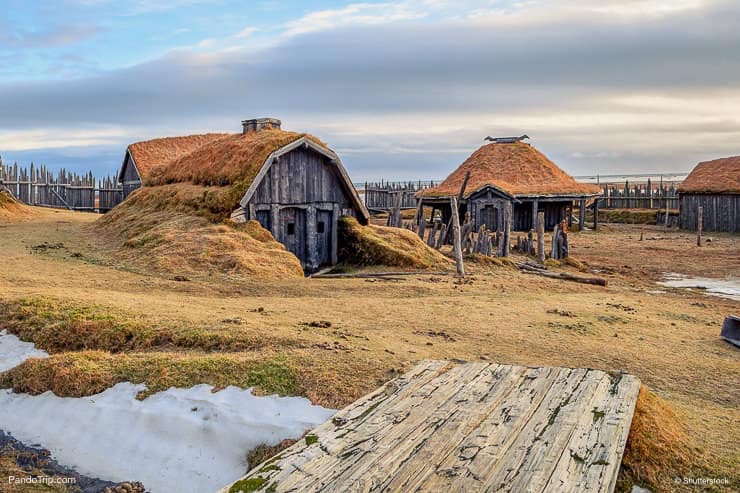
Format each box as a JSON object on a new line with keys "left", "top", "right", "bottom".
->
{"left": 222, "top": 362, "right": 640, "bottom": 493}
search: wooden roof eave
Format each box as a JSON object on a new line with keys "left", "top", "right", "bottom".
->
{"left": 238, "top": 137, "right": 370, "bottom": 223}
{"left": 512, "top": 192, "right": 602, "bottom": 201}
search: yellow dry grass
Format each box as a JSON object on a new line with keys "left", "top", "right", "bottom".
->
{"left": 337, "top": 216, "right": 451, "bottom": 269}
{"left": 94, "top": 185, "right": 303, "bottom": 279}
{"left": 618, "top": 387, "right": 701, "bottom": 492}
{"left": 0, "top": 211, "right": 738, "bottom": 492}
{"left": 0, "top": 191, "right": 35, "bottom": 222}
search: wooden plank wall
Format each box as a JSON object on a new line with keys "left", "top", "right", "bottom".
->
{"left": 222, "top": 361, "right": 641, "bottom": 493}
{"left": 364, "top": 180, "right": 436, "bottom": 211}
{"left": 597, "top": 180, "right": 679, "bottom": 210}
{"left": 0, "top": 162, "right": 123, "bottom": 212}
{"left": 679, "top": 194, "right": 739, "bottom": 232}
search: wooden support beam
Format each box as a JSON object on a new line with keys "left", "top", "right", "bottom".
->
{"left": 593, "top": 199, "right": 599, "bottom": 230}
{"left": 697, "top": 206, "right": 703, "bottom": 247}
{"left": 443, "top": 171, "right": 471, "bottom": 244}
{"left": 537, "top": 211, "right": 545, "bottom": 264}
{"left": 579, "top": 198, "right": 586, "bottom": 230}
{"left": 450, "top": 197, "right": 465, "bottom": 276}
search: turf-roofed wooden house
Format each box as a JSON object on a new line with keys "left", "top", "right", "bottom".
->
{"left": 117, "top": 118, "right": 368, "bottom": 272}
{"left": 418, "top": 137, "right": 600, "bottom": 232}
{"left": 118, "top": 134, "right": 228, "bottom": 199}
{"left": 677, "top": 156, "right": 740, "bottom": 232}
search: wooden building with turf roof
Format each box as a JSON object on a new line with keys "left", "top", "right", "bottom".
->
{"left": 118, "top": 133, "right": 228, "bottom": 199}
{"left": 418, "top": 137, "right": 600, "bottom": 233}
{"left": 118, "top": 118, "right": 368, "bottom": 272}
{"left": 678, "top": 156, "right": 740, "bottom": 233}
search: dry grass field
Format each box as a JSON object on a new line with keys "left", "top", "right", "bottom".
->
{"left": 0, "top": 207, "right": 737, "bottom": 492}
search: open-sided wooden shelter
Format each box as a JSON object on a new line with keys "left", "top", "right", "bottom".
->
{"left": 418, "top": 138, "right": 600, "bottom": 233}
{"left": 117, "top": 118, "right": 369, "bottom": 273}
{"left": 677, "top": 156, "right": 740, "bottom": 233}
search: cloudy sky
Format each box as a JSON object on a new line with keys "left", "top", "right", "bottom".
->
{"left": 1, "top": 0, "right": 739, "bottom": 181}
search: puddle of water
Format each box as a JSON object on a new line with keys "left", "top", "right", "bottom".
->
{"left": 658, "top": 273, "right": 740, "bottom": 301}
{"left": 0, "top": 331, "right": 334, "bottom": 493}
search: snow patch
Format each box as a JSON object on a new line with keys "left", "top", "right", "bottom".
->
{"left": 0, "top": 329, "right": 49, "bottom": 372}
{"left": 658, "top": 273, "right": 740, "bottom": 301}
{"left": 0, "top": 383, "right": 334, "bottom": 493}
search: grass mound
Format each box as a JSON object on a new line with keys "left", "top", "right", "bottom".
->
{"left": 0, "top": 351, "right": 302, "bottom": 399}
{"left": 94, "top": 185, "right": 303, "bottom": 279}
{"left": 0, "top": 191, "right": 34, "bottom": 221}
{"left": 618, "top": 387, "right": 702, "bottom": 492}
{"left": 586, "top": 208, "right": 678, "bottom": 225}
{"left": 0, "top": 297, "right": 305, "bottom": 354}
{"left": 337, "top": 216, "right": 450, "bottom": 269}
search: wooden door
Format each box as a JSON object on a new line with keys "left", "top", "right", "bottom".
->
{"left": 280, "top": 207, "right": 307, "bottom": 265}
{"left": 479, "top": 205, "right": 499, "bottom": 231}
{"left": 315, "top": 210, "right": 333, "bottom": 267}
{"left": 256, "top": 210, "right": 271, "bottom": 232}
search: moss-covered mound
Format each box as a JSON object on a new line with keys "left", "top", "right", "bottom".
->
{"left": 94, "top": 184, "right": 303, "bottom": 279}
{"left": 337, "top": 216, "right": 451, "bottom": 269}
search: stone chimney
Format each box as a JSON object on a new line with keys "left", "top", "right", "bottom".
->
{"left": 242, "top": 117, "right": 282, "bottom": 134}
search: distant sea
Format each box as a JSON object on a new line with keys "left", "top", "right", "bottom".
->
{"left": 353, "top": 172, "right": 689, "bottom": 190}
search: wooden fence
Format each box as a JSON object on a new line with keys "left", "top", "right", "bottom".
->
{"left": 596, "top": 179, "right": 679, "bottom": 210}
{"left": 363, "top": 180, "right": 437, "bottom": 211}
{"left": 0, "top": 162, "right": 123, "bottom": 212}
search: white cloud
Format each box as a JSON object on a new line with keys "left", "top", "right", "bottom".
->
{"left": 282, "top": 2, "right": 428, "bottom": 38}
{"left": 234, "top": 26, "right": 259, "bottom": 39}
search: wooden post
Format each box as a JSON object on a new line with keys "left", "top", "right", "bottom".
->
{"left": 664, "top": 200, "right": 670, "bottom": 231}
{"left": 579, "top": 198, "right": 586, "bottom": 231}
{"left": 697, "top": 206, "right": 703, "bottom": 246}
{"left": 413, "top": 197, "right": 423, "bottom": 226}
{"left": 418, "top": 218, "right": 426, "bottom": 241}
{"left": 450, "top": 197, "right": 465, "bottom": 276}
{"left": 502, "top": 201, "right": 511, "bottom": 257}
{"left": 593, "top": 199, "right": 599, "bottom": 230}
{"left": 443, "top": 171, "right": 471, "bottom": 244}
{"left": 531, "top": 199, "right": 538, "bottom": 230}
{"left": 393, "top": 191, "right": 402, "bottom": 228}
{"left": 537, "top": 211, "right": 545, "bottom": 264}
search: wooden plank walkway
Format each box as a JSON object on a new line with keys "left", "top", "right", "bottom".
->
{"left": 222, "top": 361, "right": 640, "bottom": 493}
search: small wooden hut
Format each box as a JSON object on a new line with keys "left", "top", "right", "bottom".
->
{"left": 417, "top": 138, "right": 600, "bottom": 235}
{"left": 118, "top": 133, "right": 227, "bottom": 199}
{"left": 677, "top": 156, "right": 740, "bottom": 233}
{"left": 118, "top": 118, "right": 368, "bottom": 273}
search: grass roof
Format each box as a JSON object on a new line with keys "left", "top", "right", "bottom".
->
{"left": 128, "top": 133, "right": 229, "bottom": 180}
{"left": 146, "top": 128, "right": 327, "bottom": 213}
{"left": 677, "top": 156, "right": 740, "bottom": 194}
{"left": 420, "top": 142, "right": 600, "bottom": 198}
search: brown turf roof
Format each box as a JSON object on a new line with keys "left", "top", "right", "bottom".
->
{"left": 677, "top": 156, "right": 740, "bottom": 194}
{"left": 420, "top": 142, "right": 600, "bottom": 198}
{"left": 127, "top": 133, "right": 229, "bottom": 180}
{"left": 147, "top": 129, "right": 325, "bottom": 187}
